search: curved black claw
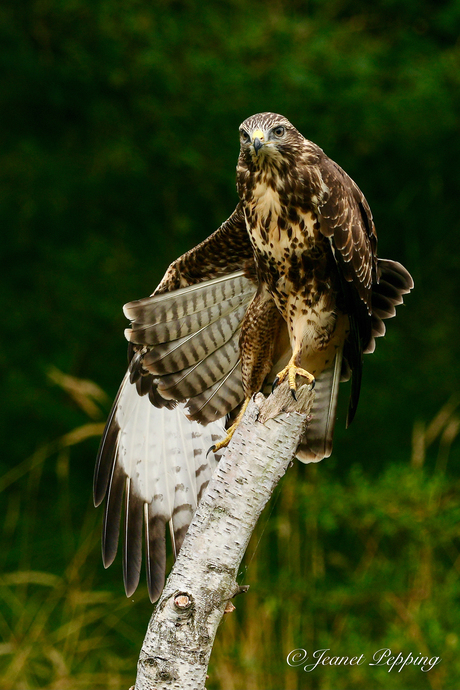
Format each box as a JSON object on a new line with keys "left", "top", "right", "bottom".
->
{"left": 290, "top": 388, "right": 297, "bottom": 401}
{"left": 206, "top": 444, "right": 216, "bottom": 458}
{"left": 309, "top": 378, "right": 316, "bottom": 390}
{"left": 271, "top": 376, "right": 280, "bottom": 394}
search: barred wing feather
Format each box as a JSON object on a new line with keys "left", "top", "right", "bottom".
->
{"left": 95, "top": 271, "right": 257, "bottom": 601}
{"left": 124, "top": 271, "right": 254, "bottom": 330}
{"left": 94, "top": 372, "right": 225, "bottom": 602}
{"left": 125, "top": 271, "right": 256, "bottom": 424}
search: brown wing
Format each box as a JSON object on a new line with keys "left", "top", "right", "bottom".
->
{"left": 127, "top": 203, "right": 256, "bottom": 414}
{"left": 154, "top": 202, "right": 253, "bottom": 294}
{"left": 318, "top": 155, "right": 378, "bottom": 314}
{"left": 317, "top": 155, "right": 412, "bottom": 424}
{"left": 125, "top": 271, "right": 256, "bottom": 423}
{"left": 95, "top": 206, "right": 259, "bottom": 601}
{"left": 94, "top": 377, "right": 226, "bottom": 602}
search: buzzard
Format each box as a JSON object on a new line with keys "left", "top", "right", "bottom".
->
{"left": 94, "top": 112, "right": 413, "bottom": 601}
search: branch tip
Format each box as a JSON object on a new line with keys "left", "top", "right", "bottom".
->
{"left": 173, "top": 593, "right": 192, "bottom": 609}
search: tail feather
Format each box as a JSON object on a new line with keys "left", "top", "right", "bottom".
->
{"left": 364, "top": 259, "right": 414, "bottom": 355}
{"left": 296, "top": 347, "right": 343, "bottom": 463}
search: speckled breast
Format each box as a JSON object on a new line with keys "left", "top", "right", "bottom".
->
{"left": 243, "top": 181, "right": 337, "bottom": 322}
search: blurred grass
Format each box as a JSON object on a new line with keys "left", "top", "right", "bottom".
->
{"left": 1, "top": 2, "right": 459, "bottom": 686}
{"left": 1, "top": 374, "right": 459, "bottom": 689}
{"left": 209, "top": 398, "right": 460, "bottom": 690}
{"left": 0, "top": 370, "right": 138, "bottom": 689}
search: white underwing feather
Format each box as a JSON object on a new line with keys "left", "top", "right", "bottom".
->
{"left": 96, "top": 372, "right": 225, "bottom": 600}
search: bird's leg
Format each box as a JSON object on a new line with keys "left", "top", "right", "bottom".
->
{"left": 210, "top": 397, "right": 251, "bottom": 453}
{"left": 272, "top": 351, "right": 315, "bottom": 400}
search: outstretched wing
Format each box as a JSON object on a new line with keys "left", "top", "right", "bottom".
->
{"left": 127, "top": 203, "right": 256, "bottom": 415}
{"left": 95, "top": 206, "right": 259, "bottom": 601}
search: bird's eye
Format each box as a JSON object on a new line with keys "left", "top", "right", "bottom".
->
{"left": 273, "top": 126, "right": 285, "bottom": 137}
{"left": 240, "top": 129, "right": 250, "bottom": 143}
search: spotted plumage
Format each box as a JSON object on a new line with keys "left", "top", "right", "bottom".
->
{"left": 95, "top": 112, "right": 413, "bottom": 601}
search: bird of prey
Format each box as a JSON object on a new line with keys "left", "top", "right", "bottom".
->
{"left": 94, "top": 112, "right": 413, "bottom": 602}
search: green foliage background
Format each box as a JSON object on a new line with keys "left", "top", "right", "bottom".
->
{"left": 1, "top": 0, "right": 459, "bottom": 687}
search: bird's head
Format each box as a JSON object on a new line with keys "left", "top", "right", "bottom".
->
{"left": 238, "top": 112, "right": 301, "bottom": 167}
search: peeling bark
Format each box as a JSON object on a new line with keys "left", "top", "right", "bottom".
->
{"left": 134, "top": 382, "right": 314, "bottom": 690}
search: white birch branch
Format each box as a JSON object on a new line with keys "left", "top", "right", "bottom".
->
{"left": 134, "top": 382, "right": 315, "bottom": 690}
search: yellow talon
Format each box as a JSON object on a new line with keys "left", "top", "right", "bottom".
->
{"left": 272, "top": 358, "right": 315, "bottom": 399}
{"left": 211, "top": 421, "right": 238, "bottom": 453}
{"left": 209, "top": 397, "right": 251, "bottom": 454}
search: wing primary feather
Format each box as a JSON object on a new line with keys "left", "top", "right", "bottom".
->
{"left": 123, "top": 479, "right": 144, "bottom": 597}
{"left": 102, "top": 460, "right": 125, "bottom": 568}
{"left": 171, "top": 409, "right": 197, "bottom": 556}
{"left": 145, "top": 510, "right": 167, "bottom": 602}
{"left": 122, "top": 380, "right": 145, "bottom": 594}
{"left": 162, "top": 406, "right": 176, "bottom": 558}
{"left": 94, "top": 373, "right": 128, "bottom": 507}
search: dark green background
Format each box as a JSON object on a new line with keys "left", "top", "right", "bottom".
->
{"left": 1, "top": 1, "right": 459, "bottom": 688}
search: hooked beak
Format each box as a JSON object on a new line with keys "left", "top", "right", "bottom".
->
{"left": 252, "top": 129, "right": 265, "bottom": 155}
